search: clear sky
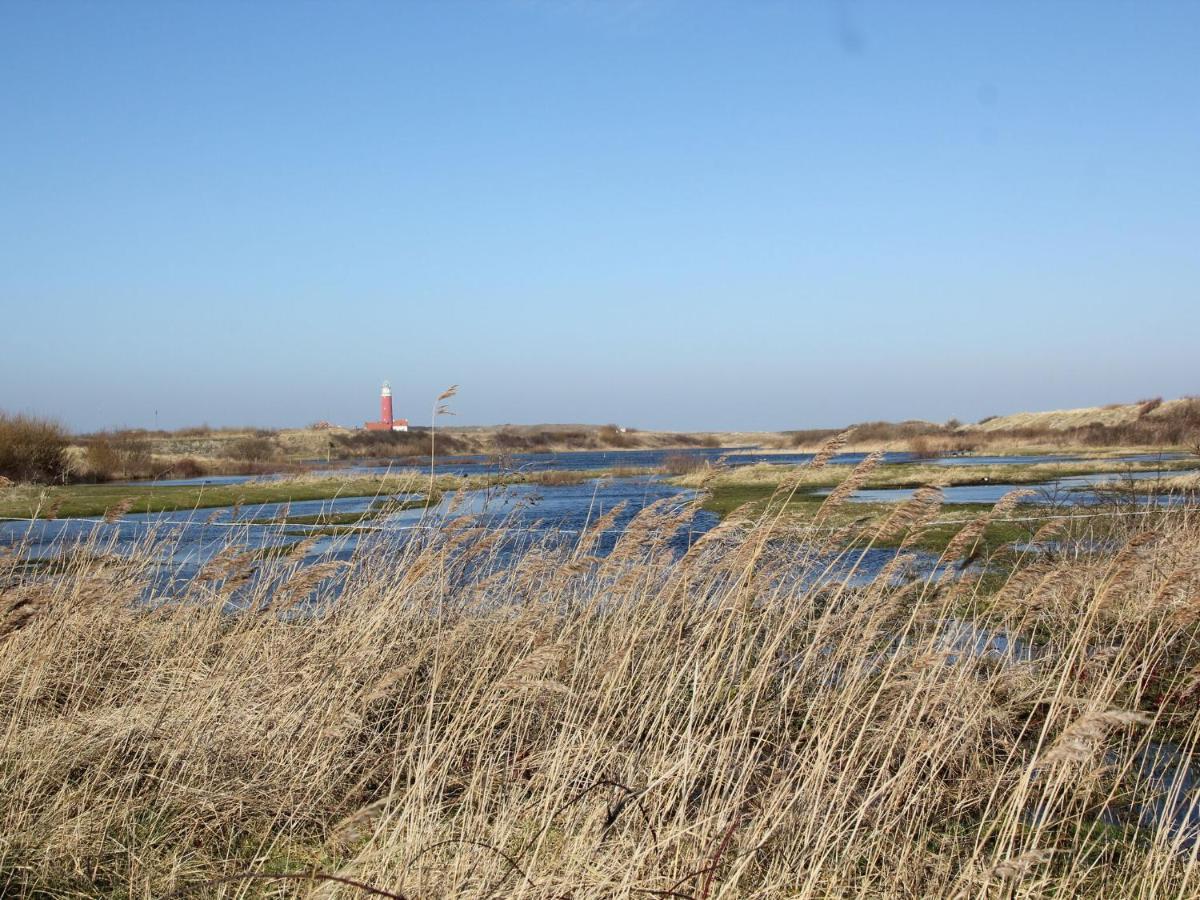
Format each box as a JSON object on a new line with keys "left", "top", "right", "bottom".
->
{"left": 2, "top": 1, "right": 1197, "bottom": 432}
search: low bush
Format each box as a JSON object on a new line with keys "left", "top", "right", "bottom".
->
{"left": 0, "top": 413, "right": 71, "bottom": 483}
{"left": 168, "top": 457, "right": 207, "bottom": 479}
{"left": 82, "top": 431, "right": 158, "bottom": 481}
{"left": 787, "top": 428, "right": 842, "bottom": 448}
{"left": 229, "top": 436, "right": 278, "bottom": 463}
{"left": 334, "top": 429, "right": 473, "bottom": 459}
{"left": 850, "top": 420, "right": 948, "bottom": 443}
{"left": 1136, "top": 396, "right": 1163, "bottom": 417}
{"left": 533, "top": 469, "right": 591, "bottom": 485}
{"left": 597, "top": 424, "right": 636, "bottom": 448}
{"left": 661, "top": 451, "right": 709, "bottom": 475}
{"left": 906, "top": 435, "right": 940, "bottom": 459}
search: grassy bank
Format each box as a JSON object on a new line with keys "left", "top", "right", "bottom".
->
{"left": 1084, "top": 472, "right": 1200, "bottom": 496}
{"left": 0, "top": 473, "right": 439, "bottom": 520}
{"left": 3, "top": 490, "right": 1200, "bottom": 896}
{"left": 694, "top": 482, "right": 1054, "bottom": 556}
{"left": 0, "top": 467, "right": 668, "bottom": 520}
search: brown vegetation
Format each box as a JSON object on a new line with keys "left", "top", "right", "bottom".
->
{"left": 973, "top": 399, "right": 1200, "bottom": 449}
{"left": 1, "top": 487, "right": 1199, "bottom": 896}
{"left": 0, "top": 413, "right": 70, "bottom": 483}
{"left": 334, "top": 428, "right": 473, "bottom": 459}
{"left": 778, "top": 399, "right": 1200, "bottom": 453}
{"left": 661, "top": 451, "right": 710, "bottom": 475}
{"left": 228, "top": 435, "right": 278, "bottom": 463}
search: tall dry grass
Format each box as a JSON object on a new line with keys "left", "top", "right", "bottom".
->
{"left": 1, "top": 486, "right": 1199, "bottom": 896}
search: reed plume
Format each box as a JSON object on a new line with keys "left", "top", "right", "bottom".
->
{"left": 0, "top": 486, "right": 1197, "bottom": 898}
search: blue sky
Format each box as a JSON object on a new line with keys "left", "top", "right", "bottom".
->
{"left": 2, "top": 1, "right": 1197, "bottom": 432}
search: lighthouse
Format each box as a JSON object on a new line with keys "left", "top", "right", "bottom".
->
{"left": 380, "top": 380, "right": 394, "bottom": 427}
{"left": 364, "top": 380, "right": 409, "bottom": 432}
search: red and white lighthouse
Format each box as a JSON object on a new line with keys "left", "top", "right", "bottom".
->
{"left": 380, "top": 380, "right": 394, "bottom": 427}
{"left": 364, "top": 380, "right": 409, "bottom": 432}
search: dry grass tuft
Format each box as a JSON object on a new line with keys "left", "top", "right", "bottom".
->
{"left": 1, "top": 498, "right": 1200, "bottom": 897}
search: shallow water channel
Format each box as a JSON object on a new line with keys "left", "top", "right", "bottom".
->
{"left": 3, "top": 450, "right": 1195, "bottom": 578}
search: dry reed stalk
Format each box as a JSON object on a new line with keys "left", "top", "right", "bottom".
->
{"left": 268, "top": 560, "right": 348, "bottom": 612}
{"left": 606, "top": 498, "right": 677, "bottom": 562}
{"left": 813, "top": 450, "right": 885, "bottom": 521}
{"left": 875, "top": 486, "right": 943, "bottom": 542}
{"left": 809, "top": 429, "right": 853, "bottom": 469}
{"left": 102, "top": 498, "right": 134, "bottom": 523}
{"left": 196, "top": 545, "right": 258, "bottom": 583}
{"left": 1030, "top": 517, "right": 1069, "bottom": 545}
{"left": 1095, "top": 530, "right": 1163, "bottom": 609}
{"left": 985, "top": 847, "right": 1054, "bottom": 882}
{"left": 941, "top": 489, "right": 1035, "bottom": 563}
{"left": 1152, "top": 563, "right": 1200, "bottom": 612}
{"left": 874, "top": 552, "right": 918, "bottom": 586}
{"left": 327, "top": 797, "right": 390, "bottom": 851}
{"left": 0, "top": 587, "right": 46, "bottom": 641}
{"left": 576, "top": 502, "right": 627, "bottom": 559}
{"left": 361, "top": 661, "right": 420, "bottom": 705}
{"left": 1, "top": 490, "right": 1199, "bottom": 898}
{"left": 287, "top": 536, "right": 319, "bottom": 561}
{"left": 1038, "top": 708, "right": 1151, "bottom": 766}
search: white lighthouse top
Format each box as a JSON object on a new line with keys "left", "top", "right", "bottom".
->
{"left": 381, "top": 380, "right": 392, "bottom": 397}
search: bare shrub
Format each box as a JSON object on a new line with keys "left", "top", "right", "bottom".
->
{"left": 787, "top": 428, "right": 842, "bottom": 448}
{"left": 83, "top": 431, "right": 157, "bottom": 480}
{"left": 1136, "top": 397, "right": 1163, "bottom": 417}
{"left": 534, "top": 469, "right": 591, "bottom": 485}
{"left": 661, "top": 451, "right": 708, "bottom": 475}
{"left": 0, "top": 413, "right": 71, "bottom": 483}
{"left": 169, "top": 457, "right": 207, "bottom": 478}
{"left": 597, "top": 424, "right": 635, "bottom": 448}
{"left": 907, "top": 435, "right": 940, "bottom": 459}
{"left": 851, "top": 420, "right": 947, "bottom": 443}
{"left": 335, "top": 429, "right": 471, "bottom": 458}
{"left": 83, "top": 436, "right": 122, "bottom": 480}
{"left": 229, "top": 436, "right": 278, "bottom": 463}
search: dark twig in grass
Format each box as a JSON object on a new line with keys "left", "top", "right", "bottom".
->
{"left": 406, "top": 837, "right": 535, "bottom": 891}
{"left": 168, "top": 870, "right": 408, "bottom": 899}
{"left": 698, "top": 813, "right": 743, "bottom": 900}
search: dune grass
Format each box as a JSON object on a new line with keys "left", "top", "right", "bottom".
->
{"left": 673, "top": 457, "right": 1198, "bottom": 495}
{"left": 2, "top": 453, "right": 1200, "bottom": 898}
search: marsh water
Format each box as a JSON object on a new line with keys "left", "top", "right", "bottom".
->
{"left": 3, "top": 449, "right": 1196, "bottom": 578}
{"left": 118, "top": 448, "right": 1188, "bottom": 487}
{"left": 5, "top": 448, "right": 1198, "bottom": 844}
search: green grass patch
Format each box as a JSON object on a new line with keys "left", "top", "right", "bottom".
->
{"left": 0, "top": 475, "right": 446, "bottom": 520}
{"left": 700, "top": 480, "right": 1060, "bottom": 556}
